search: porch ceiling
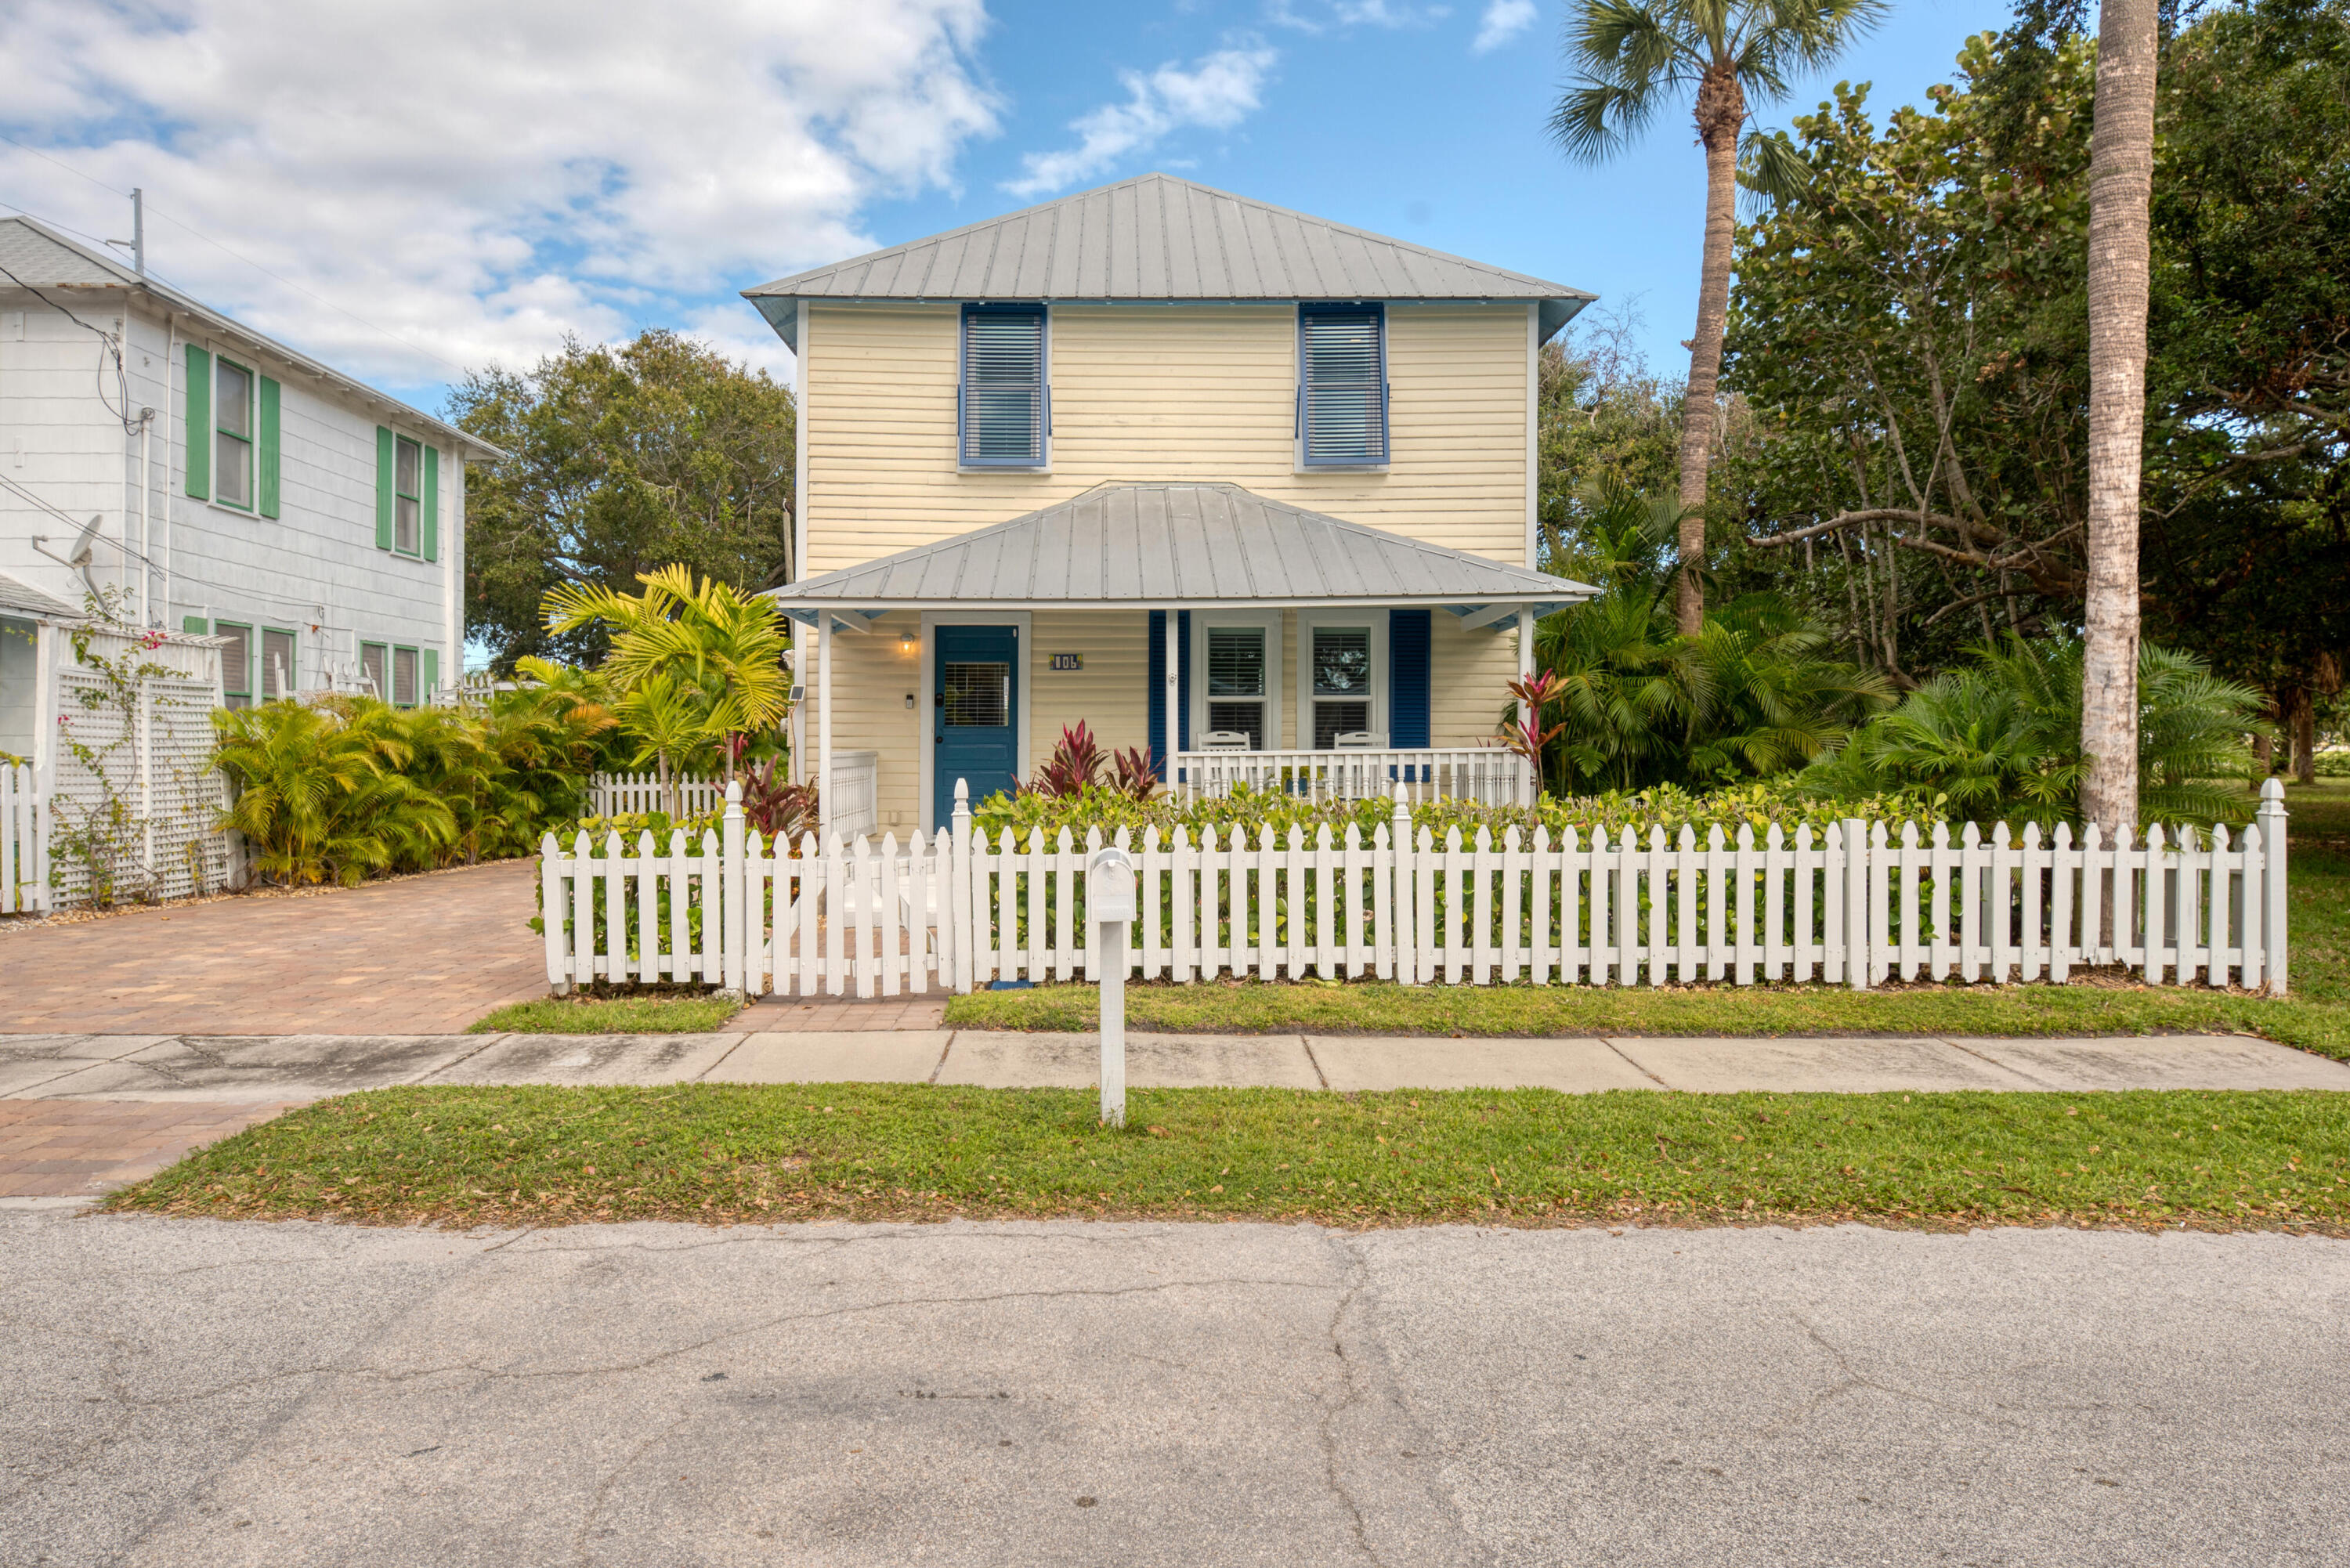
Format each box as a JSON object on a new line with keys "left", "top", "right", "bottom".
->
{"left": 765, "top": 482, "right": 1595, "bottom": 629}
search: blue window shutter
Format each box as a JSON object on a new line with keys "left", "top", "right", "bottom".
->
{"left": 1149, "top": 611, "right": 1167, "bottom": 773}
{"left": 257, "top": 376, "right": 280, "bottom": 517}
{"left": 1300, "top": 305, "right": 1387, "bottom": 466}
{"left": 421, "top": 445, "right": 439, "bottom": 561}
{"left": 960, "top": 305, "right": 1046, "bottom": 466}
{"left": 1389, "top": 609, "right": 1430, "bottom": 748}
{"left": 184, "top": 345, "right": 212, "bottom": 499}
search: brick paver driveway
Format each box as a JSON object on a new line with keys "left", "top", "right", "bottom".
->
{"left": 2, "top": 859, "right": 546, "bottom": 1035}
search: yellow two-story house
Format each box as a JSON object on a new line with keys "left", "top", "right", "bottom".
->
{"left": 747, "top": 173, "right": 1596, "bottom": 836}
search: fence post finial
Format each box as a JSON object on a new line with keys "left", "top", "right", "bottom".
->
{"left": 949, "top": 778, "right": 973, "bottom": 993}
{"left": 2258, "top": 776, "right": 2289, "bottom": 995}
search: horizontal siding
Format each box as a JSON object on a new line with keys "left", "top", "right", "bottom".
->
{"left": 804, "top": 302, "right": 1528, "bottom": 573}
{"left": 1029, "top": 611, "right": 1149, "bottom": 768}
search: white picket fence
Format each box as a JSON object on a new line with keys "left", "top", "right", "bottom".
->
{"left": 2, "top": 763, "right": 48, "bottom": 915}
{"left": 539, "top": 779, "right": 2292, "bottom": 997}
{"left": 588, "top": 771, "right": 726, "bottom": 818}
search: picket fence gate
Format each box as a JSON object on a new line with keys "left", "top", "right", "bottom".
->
{"left": 539, "top": 779, "right": 2293, "bottom": 998}
{"left": 2, "top": 763, "right": 48, "bottom": 916}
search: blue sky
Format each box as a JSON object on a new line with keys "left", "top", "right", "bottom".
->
{"left": 2, "top": 0, "right": 2017, "bottom": 414}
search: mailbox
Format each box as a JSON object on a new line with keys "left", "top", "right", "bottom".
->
{"left": 1087, "top": 845, "right": 1136, "bottom": 924}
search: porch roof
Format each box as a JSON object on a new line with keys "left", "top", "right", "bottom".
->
{"left": 765, "top": 482, "right": 1595, "bottom": 629}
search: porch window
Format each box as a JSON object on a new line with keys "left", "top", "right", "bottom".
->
{"left": 215, "top": 623, "right": 253, "bottom": 710}
{"left": 360, "top": 641, "right": 388, "bottom": 699}
{"left": 392, "top": 645, "right": 419, "bottom": 707}
{"left": 960, "top": 305, "right": 1048, "bottom": 468}
{"left": 1298, "top": 305, "right": 1387, "bottom": 467}
{"left": 260, "top": 627, "right": 296, "bottom": 701}
{"left": 1309, "top": 624, "right": 1373, "bottom": 748}
{"left": 1206, "top": 626, "right": 1267, "bottom": 749}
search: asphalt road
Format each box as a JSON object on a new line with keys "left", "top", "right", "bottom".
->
{"left": 4, "top": 1209, "right": 2345, "bottom": 1566}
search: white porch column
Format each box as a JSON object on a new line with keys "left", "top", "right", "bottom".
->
{"left": 1517, "top": 607, "right": 1536, "bottom": 807}
{"left": 817, "top": 616, "right": 833, "bottom": 836}
{"left": 1162, "top": 608, "right": 1180, "bottom": 788}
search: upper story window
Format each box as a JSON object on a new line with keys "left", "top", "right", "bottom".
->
{"left": 1298, "top": 304, "right": 1388, "bottom": 468}
{"left": 960, "top": 305, "right": 1048, "bottom": 468}
{"left": 214, "top": 357, "right": 255, "bottom": 508}
{"left": 393, "top": 435, "right": 423, "bottom": 555}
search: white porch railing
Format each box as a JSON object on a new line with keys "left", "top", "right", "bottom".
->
{"left": 589, "top": 771, "right": 725, "bottom": 818}
{"left": 538, "top": 779, "right": 2292, "bottom": 997}
{"left": 1172, "top": 746, "right": 1527, "bottom": 804}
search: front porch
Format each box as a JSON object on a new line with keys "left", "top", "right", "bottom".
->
{"left": 768, "top": 483, "right": 1592, "bottom": 833}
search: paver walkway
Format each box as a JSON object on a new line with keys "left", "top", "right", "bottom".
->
{"left": 1, "top": 859, "right": 545, "bottom": 1035}
{"left": 6, "top": 1027, "right": 2345, "bottom": 1198}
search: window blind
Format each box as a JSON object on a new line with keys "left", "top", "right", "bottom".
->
{"left": 1300, "top": 306, "right": 1386, "bottom": 465}
{"left": 960, "top": 307, "right": 1047, "bottom": 466}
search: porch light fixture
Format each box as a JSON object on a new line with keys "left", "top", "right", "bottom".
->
{"left": 899, "top": 630, "right": 919, "bottom": 656}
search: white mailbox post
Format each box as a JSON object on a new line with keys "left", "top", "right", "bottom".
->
{"left": 1086, "top": 844, "right": 1136, "bottom": 1128}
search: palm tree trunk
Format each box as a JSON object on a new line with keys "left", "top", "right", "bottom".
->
{"left": 659, "top": 750, "right": 681, "bottom": 821}
{"left": 1675, "top": 64, "right": 1744, "bottom": 638}
{"left": 2081, "top": 0, "right": 2160, "bottom": 836}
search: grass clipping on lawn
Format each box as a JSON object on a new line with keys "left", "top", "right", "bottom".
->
{"left": 107, "top": 1082, "right": 2350, "bottom": 1234}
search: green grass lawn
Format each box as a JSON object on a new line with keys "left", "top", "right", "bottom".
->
{"left": 468, "top": 992, "right": 743, "bottom": 1035}
{"left": 944, "top": 780, "right": 2350, "bottom": 1063}
{"left": 113, "top": 782, "right": 2350, "bottom": 1233}
{"left": 107, "top": 1078, "right": 2349, "bottom": 1234}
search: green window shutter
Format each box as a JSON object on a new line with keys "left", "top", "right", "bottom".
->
{"left": 257, "top": 377, "right": 281, "bottom": 518}
{"left": 421, "top": 445, "right": 439, "bottom": 561}
{"left": 185, "top": 345, "right": 212, "bottom": 499}
{"left": 421, "top": 649, "right": 439, "bottom": 703}
{"left": 374, "top": 426, "right": 395, "bottom": 549}
{"left": 182, "top": 616, "right": 208, "bottom": 635}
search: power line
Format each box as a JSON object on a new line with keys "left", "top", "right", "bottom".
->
{"left": 0, "top": 133, "right": 468, "bottom": 376}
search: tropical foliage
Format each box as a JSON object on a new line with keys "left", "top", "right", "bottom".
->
{"left": 452, "top": 329, "right": 796, "bottom": 670}
{"left": 1021, "top": 721, "right": 1159, "bottom": 802}
{"left": 1802, "top": 635, "right": 2271, "bottom": 827}
{"left": 213, "top": 679, "right": 614, "bottom": 887}
{"left": 542, "top": 563, "right": 793, "bottom": 811}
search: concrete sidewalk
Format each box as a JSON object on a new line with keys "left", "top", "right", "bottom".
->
{"left": 5, "top": 1026, "right": 2347, "bottom": 1103}
{"left": 7, "top": 1029, "right": 2345, "bottom": 1198}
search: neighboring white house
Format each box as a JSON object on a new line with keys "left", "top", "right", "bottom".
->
{"left": 0, "top": 214, "right": 502, "bottom": 767}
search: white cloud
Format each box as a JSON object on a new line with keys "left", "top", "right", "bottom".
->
{"left": 1270, "top": 0, "right": 1450, "bottom": 29}
{"left": 1472, "top": 0, "right": 1536, "bottom": 52}
{"left": 1004, "top": 46, "right": 1277, "bottom": 198}
{"left": 0, "top": 0, "right": 999, "bottom": 392}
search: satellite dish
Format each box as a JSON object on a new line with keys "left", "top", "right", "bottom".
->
{"left": 69, "top": 515, "right": 103, "bottom": 567}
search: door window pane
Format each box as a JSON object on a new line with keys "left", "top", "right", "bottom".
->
{"left": 942, "top": 662, "right": 1009, "bottom": 727}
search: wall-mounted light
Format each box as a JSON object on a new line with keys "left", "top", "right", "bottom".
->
{"left": 899, "top": 630, "right": 919, "bottom": 656}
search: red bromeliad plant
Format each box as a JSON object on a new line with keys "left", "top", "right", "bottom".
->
{"left": 1502, "top": 670, "right": 1570, "bottom": 798}
{"left": 740, "top": 756, "right": 818, "bottom": 844}
{"left": 1108, "top": 744, "right": 1160, "bottom": 800}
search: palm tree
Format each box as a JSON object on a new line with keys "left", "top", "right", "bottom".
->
{"left": 1550, "top": 0, "right": 1883, "bottom": 636}
{"left": 2080, "top": 0, "right": 2161, "bottom": 835}
{"left": 542, "top": 565, "right": 794, "bottom": 796}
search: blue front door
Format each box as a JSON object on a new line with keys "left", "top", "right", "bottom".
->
{"left": 935, "top": 624, "right": 1019, "bottom": 824}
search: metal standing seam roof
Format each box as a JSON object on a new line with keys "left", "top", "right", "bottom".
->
{"left": 0, "top": 216, "right": 504, "bottom": 461}
{"left": 743, "top": 172, "right": 1596, "bottom": 345}
{"left": 765, "top": 483, "right": 1595, "bottom": 623}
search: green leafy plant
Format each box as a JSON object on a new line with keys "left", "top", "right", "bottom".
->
{"left": 212, "top": 699, "right": 457, "bottom": 887}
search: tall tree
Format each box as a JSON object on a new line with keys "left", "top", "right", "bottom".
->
{"left": 450, "top": 330, "right": 796, "bottom": 672}
{"left": 1551, "top": 0, "right": 1883, "bottom": 636}
{"left": 2079, "top": 0, "right": 2161, "bottom": 832}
